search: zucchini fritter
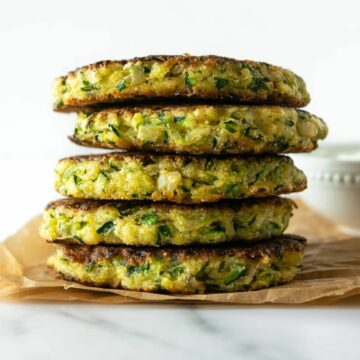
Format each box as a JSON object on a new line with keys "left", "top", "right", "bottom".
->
{"left": 72, "top": 105, "right": 327, "bottom": 154}
{"left": 40, "top": 197, "right": 294, "bottom": 246}
{"left": 53, "top": 55, "right": 310, "bottom": 111}
{"left": 48, "top": 234, "right": 306, "bottom": 294}
{"left": 55, "top": 152, "right": 307, "bottom": 203}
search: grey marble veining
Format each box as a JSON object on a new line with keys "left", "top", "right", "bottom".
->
{"left": 0, "top": 304, "right": 359, "bottom": 360}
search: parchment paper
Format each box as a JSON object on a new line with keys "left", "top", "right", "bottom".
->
{"left": 1, "top": 200, "right": 360, "bottom": 304}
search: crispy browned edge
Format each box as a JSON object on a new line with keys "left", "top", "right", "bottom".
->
{"left": 53, "top": 234, "right": 306, "bottom": 264}
{"left": 57, "top": 97, "right": 306, "bottom": 113}
{"left": 56, "top": 185, "right": 306, "bottom": 204}
{"left": 68, "top": 54, "right": 268, "bottom": 75}
{"left": 45, "top": 196, "right": 294, "bottom": 212}
{"left": 75, "top": 103, "right": 303, "bottom": 113}
{"left": 55, "top": 55, "right": 309, "bottom": 111}
{"left": 70, "top": 135, "right": 317, "bottom": 154}
{"left": 66, "top": 55, "right": 284, "bottom": 76}
{"left": 72, "top": 103, "right": 321, "bottom": 119}
{"left": 58, "top": 151, "right": 291, "bottom": 163}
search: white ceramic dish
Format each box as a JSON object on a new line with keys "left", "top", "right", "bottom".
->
{"left": 292, "top": 143, "right": 360, "bottom": 235}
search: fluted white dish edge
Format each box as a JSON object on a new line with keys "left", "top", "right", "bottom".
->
{"left": 291, "top": 143, "right": 360, "bottom": 235}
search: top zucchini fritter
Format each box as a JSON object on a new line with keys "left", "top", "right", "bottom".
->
{"left": 53, "top": 55, "right": 310, "bottom": 111}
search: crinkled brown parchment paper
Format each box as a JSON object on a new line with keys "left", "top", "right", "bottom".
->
{"left": 1, "top": 200, "right": 360, "bottom": 304}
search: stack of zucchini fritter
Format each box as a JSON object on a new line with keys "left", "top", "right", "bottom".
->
{"left": 40, "top": 55, "right": 327, "bottom": 294}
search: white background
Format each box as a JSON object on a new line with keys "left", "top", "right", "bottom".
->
{"left": 0, "top": 0, "right": 360, "bottom": 239}
{"left": 1, "top": 2, "right": 360, "bottom": 359}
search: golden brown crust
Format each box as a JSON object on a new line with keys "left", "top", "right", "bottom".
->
{"left": 69, "top": 136, "right": 318, "bottom": 154}
{"left": 55, "top": 98, "right": 285, "bottom": 113}
{"left": 56, "top": 234, "right": 306, "bottom": 264}
{"left": 59, "top": 151, "right": 286, "bottom": 163}
{"left": 59, "top": 91, "right": 305, "bottom": 111}
{"left": 54, "top": 55, "right": 310, "bottom": 111}
{"left": 45, "top": 196, "right": 294, "bottom": 212}
{"left": 68, "top": 55, "right": 272, "bottom": 76}
{"left": 139, "top": 184, "right": 306, "bottom": 203}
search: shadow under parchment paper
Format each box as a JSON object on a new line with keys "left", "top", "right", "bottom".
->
{"left": 1, "top": 200, "right": 359, "bottom": 305}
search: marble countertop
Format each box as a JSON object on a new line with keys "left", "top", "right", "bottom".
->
{"left": 1, "top": 302, "right": 359, "bottom": 360}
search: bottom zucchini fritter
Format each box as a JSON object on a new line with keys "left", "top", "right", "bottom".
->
{"left": 48, "top": 235, "right": 306, "bottom": 294}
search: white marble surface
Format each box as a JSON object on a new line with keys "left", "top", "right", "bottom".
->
{"left": 0, "top": 302, "right": 360, "bottom": 360}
